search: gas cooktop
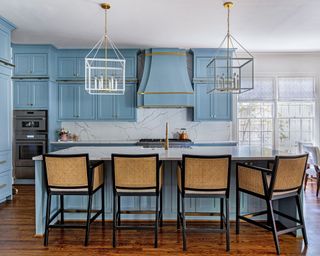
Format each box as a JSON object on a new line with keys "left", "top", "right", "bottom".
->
{"left": 137, "top": 138, "right": 193, "bottom": 148}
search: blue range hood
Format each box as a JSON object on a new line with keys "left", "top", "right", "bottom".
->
{"left": 137, "top": 48, "right": 194, "bottom": 108}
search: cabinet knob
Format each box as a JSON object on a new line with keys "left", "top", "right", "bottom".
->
{"left": 30, "top": 103, "right": 33, "bottom": 106}
{"left": 73, "top": 73, "right": 76, "bottom": 76}
{"left": 30, "top": 70, "right": 32, "bottom": 74}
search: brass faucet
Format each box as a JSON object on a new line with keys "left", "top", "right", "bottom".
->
{"left": 164, "top": 122, "right": 169, "bottom": 150}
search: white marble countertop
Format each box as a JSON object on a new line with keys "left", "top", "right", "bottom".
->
{"left": 33, "top": 145, "right": 283, "bottom": 161}
{"left": 50, "top": 140, "right": 237, "bottom": 145}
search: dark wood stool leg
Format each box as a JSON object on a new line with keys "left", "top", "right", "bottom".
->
{"left": 160, "top": 188, "right": 163, "bottom": 227}
{"left": 220, "top": 198, "right": 224, "bottom": 229}
{"left": 44, "top": 193, "right": 52, "bottom": 246}
{"left": 296, "top": 195, "right": 308, "bottom": 246}
{"left": 60, "top": 195, "right": 64, "bottom": 224}
{"left": 154, "top": 194, "right": 159, "bottom": 248}
{"left": 236, "top": 189, "right": 240, "bottom": 234}
{"left": 117, "top": 195, "right": 121, "bottom": 226}
{"left": 317, "top": 172, "right": 320, "bottom": 197}
{"left": 267, "top": 200, "right": 280, "bottom": 255}
{"left": 181, "top": 195, "right": 187, "bottom": 251}
{"left": 112, "top": 193, "right": 117, "bottom": 248}
{"left": 84, "top": 195, "right": 92, "bottom": 246}
{"left": 101, "top": 186, "right": 105, "bottom": 226}
{"left": 225, "top": 197, "right": 230, "bottom": 252}
{"left": 177, "top": 187, "right": 180, "bottom": 229}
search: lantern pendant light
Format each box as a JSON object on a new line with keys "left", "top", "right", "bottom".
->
{"left": 207, "top": 1, "right": 254, "bottom": 94}
{"left": 85, "top": 3, "right": 125, "bottom": 95}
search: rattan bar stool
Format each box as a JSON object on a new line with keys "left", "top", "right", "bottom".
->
{"left": 236, "top": 154, "right": 309, "bottom": 255}
{"left": 176, "top": 154, "right": 232, "bottom": 251}
{"left": 111, "top": 153, "right": 163, "bottom": 248}
{"left": 43, "top": 154, "right": 105, "bottom": 246}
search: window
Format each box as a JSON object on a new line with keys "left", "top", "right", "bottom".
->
{"left": 237, "top": 77, "right": 316, "bottom": 152}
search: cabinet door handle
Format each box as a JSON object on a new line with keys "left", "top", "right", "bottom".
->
{"left": 30, "top": 70, "right": 32, "bottom": 74}
{"left": 0, "top": 160, "right": 6, "bottom": 164}
{"left": 73, "top": 73, "right": 76, "bottom": 76}
{"left": 0, "top": 184, "right": 6, "bottom": 189}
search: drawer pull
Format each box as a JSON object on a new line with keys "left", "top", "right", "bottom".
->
{"left": 0, "top": 184, "right": 6, "bottom": 189}
{"left": 0, "top": 160, "right": 6, "bottom": 164}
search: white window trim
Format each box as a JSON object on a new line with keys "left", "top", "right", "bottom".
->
{"left": 234, "top": 73, "right": 319, "bottom": 150}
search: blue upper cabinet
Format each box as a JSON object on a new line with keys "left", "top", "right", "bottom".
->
{"left": 57, "top": 49, "right": 139, "bottom": 81}
{"left": 58, "top": 83, "right": 96, "bottom": 120}
{"left": 14, "top": 53, "right": 48, "bottom": 77}
{"left": 116, "top": 84, "right": 136, "bottom": 120}
{"left": 12, "top": 44, "right": 57, "bottom": 78}
{"left": 97, "top": 84, "right": 136, "bottom": 121}
{"left": 0, "top": 18, "right": 15, "bottom": 63}
{"left": 57, "top": 57, "right": 84, "bottom": 80}
{"left": 194, "top": 84, "right": 232, "bottom": 121}
{"left": 192, "top": 49, "right": 233, "bottom": 121}
{"left": 14, "top": 80, "right": 49, "bottom": 109}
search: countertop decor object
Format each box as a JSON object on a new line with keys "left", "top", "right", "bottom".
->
{"left": 207, "top": 1, "right": 254, "bottom": 94}
{"left": 85, "top": 2, "right": 125, "bottom": 95}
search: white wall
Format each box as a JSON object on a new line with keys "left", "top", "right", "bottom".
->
{"left": 62, "top": 52, "right": 320, "bottom": 144}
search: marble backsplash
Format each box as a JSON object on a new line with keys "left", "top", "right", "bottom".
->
{"left": 61, "top": 108, "right": 232, "bottom": 142}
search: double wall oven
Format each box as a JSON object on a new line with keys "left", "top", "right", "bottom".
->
{"left": 14, "top": 110, "right": 47, "bottom": 183}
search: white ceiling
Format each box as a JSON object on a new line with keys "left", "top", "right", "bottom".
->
{"left": 1, "top": 0, "right": 320, "bottom": 51}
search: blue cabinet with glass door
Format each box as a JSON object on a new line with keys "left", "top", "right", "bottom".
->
{"left": 13, "top": 80, "right": 49, "bottom": 109}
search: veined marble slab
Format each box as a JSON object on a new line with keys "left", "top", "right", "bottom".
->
{"left": 33, "top": 145, "right": 282, "bottom": 161}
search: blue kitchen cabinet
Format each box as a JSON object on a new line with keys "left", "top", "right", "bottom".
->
{"left": 0, "top": 67, "right": 12, "bottom": 151}
{"left": 194, "top": 84, "right": 232, "bottom": 121}
{"left": 97, "top": 94, "right": 115, "bottom": 120}
{"left": 14, "top": 53, "right": 48, "bottom": 77}
{"left": 116, "top": 84, "right": 136, "bottom": 120}
{"left": 0, "top": 18, "right": 15, "bottom": 63}
{"left": 97, "top": 84, "right": 136, "bottom": 121}
{"left": 13, "top": 81, "right": 48, "bottom": 109}
{"left": 58, "top": 83, "right": 96, "bottom": 120}
{"left": 57, "top": 57, "right": 84, "bottom": 79}
{"left": 0, "top": 29, "right": 10, "bottom": 62}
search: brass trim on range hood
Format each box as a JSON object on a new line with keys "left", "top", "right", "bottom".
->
{"left": 138, "top": 91, "right": 193, "bottom": 95}
{"left": 144, "top": 52, "right": 186, "bottom": 57}
{"left": 137, "top": 105, "right": 193, "bottom": 108}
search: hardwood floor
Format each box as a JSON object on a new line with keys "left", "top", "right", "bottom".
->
{"left": 0, "top": 184, "right": 319, "bottom": 255}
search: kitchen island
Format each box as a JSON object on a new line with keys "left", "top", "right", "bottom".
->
{"left": 33, "top": 146, "right": 298, "bottom": 236}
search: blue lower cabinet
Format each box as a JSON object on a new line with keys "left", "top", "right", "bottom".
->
{"left": 97, "top": 84, "right": 136, "bottom": 121}
{"left": 58, "top": 83, "right": 96, "bottom": 120}
{"left": 194, "top": 84, "right": 232, "bottom": 121}
{"left": 14, "top": 80, "right": 48, "bottom": 109}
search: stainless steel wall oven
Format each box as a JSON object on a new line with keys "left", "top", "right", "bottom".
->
{"left": 13, "top": 110, "right": 47, "bottom": 183}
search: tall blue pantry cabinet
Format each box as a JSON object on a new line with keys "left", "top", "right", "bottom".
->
{"left": 0, "top": 17, "right": 15, "bottom": 203}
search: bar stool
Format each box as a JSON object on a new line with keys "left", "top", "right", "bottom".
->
{"left": 236, "top": 154, "right": 309, "bottom": 255}
{"left": 43, "top": 154, "right": 105, "bottom": 246}
{"left": 176, "top": 154, "right": 232, "bottom": 251}
{"left": 111, "top": 153, "right": 163, "bottom": 248}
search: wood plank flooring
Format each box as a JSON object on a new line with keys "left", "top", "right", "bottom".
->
{"left": 0, "top": 183, "right": 319, "bottom": 255}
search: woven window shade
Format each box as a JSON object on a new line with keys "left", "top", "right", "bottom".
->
{"left": 278, "top": 77, "right": 315, "bottom": 101}
{"left": 238, "top": 78, "right": 274, "bottom": 101}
